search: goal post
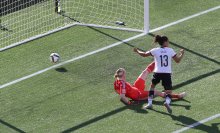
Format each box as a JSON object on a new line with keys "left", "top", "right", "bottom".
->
{"left": 55, "top": 0, "right": 61, "bottom": 13}
{"left": 144, "top": 0, "right": 150, "bottom": 33}
{"left": 0, "top": 0, "right": 150, "bottom": 51}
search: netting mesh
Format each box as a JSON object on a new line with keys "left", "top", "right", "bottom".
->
{"left": 63, "top": 0, "right": 144, "bottom": 29}
{"left": 0, "top": 0, "right": 145, "bottom": 50}
{"left": 0, "top": 0, "right": 65, "bottom": 49}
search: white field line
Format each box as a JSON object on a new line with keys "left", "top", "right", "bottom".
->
{"left": 1, "top": 5, "right": 220, "bottom": 89}
{"left": 0, "top": 33, "right": 146, "bottom": 89}
{"left": 173, "top": 113, "right": 220, "bottom": 133}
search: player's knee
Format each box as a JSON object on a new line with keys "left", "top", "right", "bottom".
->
{"left": 138, "top": 69, "right": 149, "bottom": 80}
{"left": 142, "top": 69, "right": 149, "bottom": 75}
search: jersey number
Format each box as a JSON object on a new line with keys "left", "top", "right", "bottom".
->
{"left": 160, "top": 55, "right": 168, "bottom": 67}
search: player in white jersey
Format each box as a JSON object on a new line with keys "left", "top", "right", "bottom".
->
{"left": 134, "top": 35, "right": 184, "bottom": 113}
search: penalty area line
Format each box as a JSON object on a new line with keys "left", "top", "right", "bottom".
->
{"left": 173, "top": 113, "right": 220, "bottom": 133}
{"left": 1, "top": 5, "right": 220, "bottom": 89}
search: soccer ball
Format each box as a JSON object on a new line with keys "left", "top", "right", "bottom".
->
{"left": 50, "top": 53, "right": 60, "bottom": 63}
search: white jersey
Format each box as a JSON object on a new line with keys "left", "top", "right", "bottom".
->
{"left": 150, "top": 47, "right": 176, "bottom": 73}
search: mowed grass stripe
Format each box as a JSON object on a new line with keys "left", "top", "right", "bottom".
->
{"left": 1, "top": 5, "right": 220, "bottom": 89}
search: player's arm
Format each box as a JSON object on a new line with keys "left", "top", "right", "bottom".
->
{"left": 120, "top": 94, "right": 131, "bottom": 105}
{"left": 134, "top": 48, "right": 151, "bottom": 57}
{"left": 119, "top": 83, "right": 131, "bottom": 105}
{"left": 173, "top": 49, "right": 185, "bottom": 63}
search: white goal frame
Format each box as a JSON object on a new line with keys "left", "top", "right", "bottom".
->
{"left": 0, "top": 0, "right": 149, "bottom": 52}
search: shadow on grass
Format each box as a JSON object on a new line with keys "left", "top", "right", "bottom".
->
{"left": 61, "top": 13, "right": 145, "bottom": 51}
{"left": 131, "top": 99, "right": 191, "bottom": 111}
{"left": 154, "top": 100, "right": 191, "bottom": 110}
{"left": 61, "top": 99, "right": 191, "bottom": 133}
{"left": 173, "top": 68, "right": 220, "bottom": 90}
{"left": 58, "top": 15, "right": 219, "bottom": 132}
{"left": 0, "top": 119, "right": 26, "bottom": 133}
{"left": 151, "top": 109, "right": 220, "bottom": 133}
{"left": 61, "top": 106, "right": 128, "bottom": 133}
{"left": 55, "top": 67, "right": 68, "bottom": 73}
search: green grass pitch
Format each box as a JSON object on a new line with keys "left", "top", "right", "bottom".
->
{"left": 0, "top": 0, "right": 220, "bottom": 132}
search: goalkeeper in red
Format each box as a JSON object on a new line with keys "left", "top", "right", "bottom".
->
{"left": 114, "top": 62, "right": 186, "bottom": 105}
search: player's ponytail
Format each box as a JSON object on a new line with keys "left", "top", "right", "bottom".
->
{"left": 154, "top": 35, "right": 168, "bottom": 46}
{"left": 114, "top": 68, "right": 125, "bottom": 79}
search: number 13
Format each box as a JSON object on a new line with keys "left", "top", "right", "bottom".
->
{"left": 160, "top": 55, "right": 168, "bottom": 67}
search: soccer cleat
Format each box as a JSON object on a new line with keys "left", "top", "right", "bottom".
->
{"left": 179, "top": 92, "right": 187, "bottom": 99}
{"left": 143, "top": 103, "right": 153, "bottom": 109}
{"left": 164, "top": 102, "right": 172, "bottom": 114}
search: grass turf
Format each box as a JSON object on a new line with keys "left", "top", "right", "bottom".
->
{"left": 0, "top": 0, "right": 220, "bottom": 133}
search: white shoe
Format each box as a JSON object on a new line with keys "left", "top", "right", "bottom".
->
{"left": 179, "top": 92, "right": 187, "bottom": 99}
{"left": 143, "top": 104, "right": 153, "bottom": 109}
{"left": 164, "top": 102, "right": 172, "bottom": 114}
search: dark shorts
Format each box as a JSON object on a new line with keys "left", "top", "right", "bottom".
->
{"left": 152, "top": 73, "right": 172, "bottom": 90}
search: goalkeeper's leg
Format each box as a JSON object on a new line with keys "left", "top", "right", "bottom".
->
{"left": 133, "top": 61, "right": 155, "bottom": 91}
{"left": 155, "top": 90, "right": 186, "bottom": 99}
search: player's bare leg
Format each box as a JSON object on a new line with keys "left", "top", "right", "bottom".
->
{"left": 154, "top": 91, "right": 186, "bottom": 99}
{"left": 171, "top": 92, "right": 186, "bottom": 99}
{"left": 137, "top": 62, "right": 155, "bottom": 81}
{"left": 178, "top": 92, "right": 186, "bottom": 99}
{"left": 137, "top": 68, "right": 150, "bottom": 81}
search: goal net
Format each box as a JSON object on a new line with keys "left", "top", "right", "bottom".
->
{"left": 0, "top": 0, "right": 149, "bottom": 51}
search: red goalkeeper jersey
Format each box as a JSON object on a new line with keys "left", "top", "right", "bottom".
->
{"left": 114, "top": 79, "right": 147, "bottom": 100}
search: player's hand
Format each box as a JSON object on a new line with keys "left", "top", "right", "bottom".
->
{"left": 129, "top": 100, "right": 139, "bottom": 105}
{"left": 133, "top": 48, "right": 138, "bottom": 53}
{"left": 180, "top": 49, "right": 185, "bottom": 54}
{"left": 120, "top": 99, "right": 138, "bottom": 106}
{"left": 120, "top": 98, "right": 130, "bottom": 105}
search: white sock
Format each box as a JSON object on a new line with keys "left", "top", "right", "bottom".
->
{"left": 165, "top": 97, "right": 171, "bottom": 105}
{"left": 148, "top": 97, "right": 153, "bottom": 105}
